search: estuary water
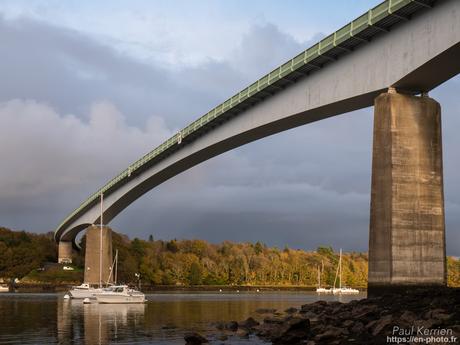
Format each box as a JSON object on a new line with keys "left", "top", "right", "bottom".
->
{"left": 0, "top": 291, "right": 366, "bottom": 344}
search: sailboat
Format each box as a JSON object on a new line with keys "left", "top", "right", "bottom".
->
{"left": 68, "top": 193, "right": 106, "bottom": 299}
{"left": 316, "top": 261, "right": 331, "bottom": 293}
{"left": 332, "top": 249, "right": 359, "bottom": 295}
{"left": 95, "top": 249, "right": 145, "bottom": 304}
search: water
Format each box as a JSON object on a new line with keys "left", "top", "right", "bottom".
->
{"left": 0, "top": 291, "right": 366, "bottom": 344}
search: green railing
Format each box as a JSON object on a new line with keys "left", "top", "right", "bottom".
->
{"left": 56, "top": 0, "right": 419, "bottom": 233}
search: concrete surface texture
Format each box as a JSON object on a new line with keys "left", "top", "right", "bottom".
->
{"left": 58, "top": 241, "right": 73, "bottom": 264}
{"left": 83, "top": 226, "right": 113, "bottom": 285}
{"left": 368, "top": 92, "right": 446, "bottom": 290}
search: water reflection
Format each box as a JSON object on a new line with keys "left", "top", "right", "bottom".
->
{"left": 0, "top": 291, "right": 366, "bottom": 344}
{"left": 58, "top": 300, "right": 145, "bottom": 345}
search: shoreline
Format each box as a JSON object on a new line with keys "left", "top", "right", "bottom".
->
{"left": 208, "top": 287, "right": 460, "bottom": 345}
{"left": 8, "top": 283, "right": 367, "bottom": 293}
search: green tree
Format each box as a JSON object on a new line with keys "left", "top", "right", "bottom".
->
{"left": 189, "top": 262, "right": 202, "bottom": 285}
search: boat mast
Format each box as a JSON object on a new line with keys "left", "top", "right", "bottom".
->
{"left": 333, "top": 253, "right": 339, "bottom": 289}
{"left": 99, "top": 193, "right": 103, "bottom": 288}
{"left": 339, "top": 248, "right": 342, "bottom": 290}
{"left": 114, "top": 249, "right": 118, "bottom": 284}
{"left": 321, "top": 260, "right": 324, "bottom": 287}
{"left": 317, "top": 265, "right": 320, "bottom": 288}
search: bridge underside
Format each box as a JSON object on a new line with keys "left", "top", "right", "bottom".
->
{"left": 56, "top": 0, "right": 459, "bottom": 289}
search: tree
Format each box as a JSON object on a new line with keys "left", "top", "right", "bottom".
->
{"left": 166, "top": 240, "right": 179, "bottom": 253}
{"left": 188, "top": 262, "right": 202, "bottom": 285}
{"left": 148, "top": 234, "right": 154, "bottom": 242}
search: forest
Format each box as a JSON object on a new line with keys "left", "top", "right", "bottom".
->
{"left": 1, "top": 226, "right": 459, "bottom": 288}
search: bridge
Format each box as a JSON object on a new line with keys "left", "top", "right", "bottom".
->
{"left": 55, "top": 0, "right": 460, "bottom": 292}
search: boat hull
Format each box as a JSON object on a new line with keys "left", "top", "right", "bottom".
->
{"left": 96, "top": 294, "right": 145, "bottom": 304}
{"left": 69, "top": 288, "right": 102, "bottom": 299}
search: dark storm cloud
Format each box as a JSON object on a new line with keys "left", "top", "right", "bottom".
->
{"left": 0, "top": 14, "right": 458, "bottom": 255}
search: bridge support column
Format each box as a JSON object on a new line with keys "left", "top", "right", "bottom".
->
{"left": 58, "top": 241, "right": 73, "bottom": 264}
{"left": 84, "top": 225, "right": 113, "bottom": 285}
{"left": 368, "top": 91, "right": 446, "bottom": 295}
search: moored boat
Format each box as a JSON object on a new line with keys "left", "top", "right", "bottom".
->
{"left": 331, "top": 249, "right": 359, "bottom": 295}
{"left": 0, "top": 285, "right": 9, "bottom": 292}
{"left": 68, "top": 283, "right": 103, "bottom": 299}
{"left": 95, "top": 285, "right": 145, "bottom": 304}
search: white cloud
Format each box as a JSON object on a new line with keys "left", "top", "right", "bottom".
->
{"left": 0, "top": 99, "right": 171, "bottom": 200}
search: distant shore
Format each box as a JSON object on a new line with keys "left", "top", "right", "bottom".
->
{"left": 9, "top": 282, "right": 367, "bottom": 293}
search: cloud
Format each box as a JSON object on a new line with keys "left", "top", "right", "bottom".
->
{"left": 0, "top": 99, "right": 171, "bottom": 227}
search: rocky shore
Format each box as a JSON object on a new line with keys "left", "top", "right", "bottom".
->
{"left": 186, "top": 288, "right": 459, "bottom": 344}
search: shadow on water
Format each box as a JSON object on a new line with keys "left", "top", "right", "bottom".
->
{"left": 0, "top": 291, "right": 366, "bottom": 344}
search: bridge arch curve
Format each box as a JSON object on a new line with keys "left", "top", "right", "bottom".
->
{"left": 55, "top": 0, "right": 460, "bottom": 248}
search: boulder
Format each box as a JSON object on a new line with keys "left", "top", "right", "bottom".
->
{"left": 371, "top": 314, "right": 393, "bottom": 336}
{"left": 285, "top": 307, "right": 298, "bottom": 314}
{"left": 225, "top": 321, "right": 238, "bottom": 331}
{"left": 184, "top": 332, "right": 208, "bottom": 345}
{"left": 239, "top": 317, "right": 259, "bottom": 330}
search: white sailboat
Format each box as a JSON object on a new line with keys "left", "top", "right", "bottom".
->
{"left": 94, "top": 249, "right": 145, "bottom": 304}
{"left": 68, "top": 283, "right": 102, "bottom": 299}
{"left": 316, "top": 261, "right": 331, "bottom": 293}
{"left": 95, "top": 285, "right": 145, "bottom": 304}
{"left": 332, "top": 249, "right": 359, "bottom": 295}
{"left": 0, "top": 284, "right": 9, "bottom": 292}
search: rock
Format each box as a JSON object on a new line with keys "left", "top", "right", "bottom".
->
{"left": 184, "top": 332, "right": 208, "bottom": 345}
{"left": 302, "top": 311, "right": 317, "bottom": 320}
{"left": 314, "top": 326, "right": 346, "bottom": 342}
{"left": 399, "top": 310, "right": 417, "bottom": 324}
{"left": 236, "top": 329, "right": 250, "bottom": 338}
{"left": 217, "top": 334, "right": 228, "bottom": 341}
{"left": 213, "top": 322, "right": 225, "bottom": 330}
{"left": 285, "top": 307, "right": 298, "bottom": 314}
{"left": 264, "top": 316, "right": 285, "bottom": 325}
{"left": 371, "top": 314, "right": 393, "bottom": 336}
{"left": 350, "top": 321, "right": 364, "bottom": 334}
{"left": 225, "top": 321, "right": 238, "bottom": 331}
{"left": 256, "top": 308, "right": 277, "bottom": 314}
{"left": 424, "top": 308, "right": 452, "bottom": 322}
{"left": 271, "top": 317, "right": 310, "bottom": 345}
{"left": 343, "top": 320, "right": 354, "bottom": 328}
{"left": 239, "top": 317, "right": 259, "bottom": 329}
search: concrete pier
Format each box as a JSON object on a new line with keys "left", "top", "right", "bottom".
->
{"left": 58, "top": 241, "right": 73, "bottom": 264}
{"left": 368, "top": 91, "right": 446, "bottom": 294}
{"left": 84, "top": 225, "right": 113, "bottom": 285}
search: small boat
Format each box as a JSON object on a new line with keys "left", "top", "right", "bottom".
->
{"left": 68, "top": 283, "right": 103, "bottom": 299}
{"left": 95, "top": 285, "right": 145, "bottom": 304}
{"left": 0, "top": 285, "right": 9, "bottom": 292}
{"left": 331, "top": 249, "right": 359, "bottom": 295}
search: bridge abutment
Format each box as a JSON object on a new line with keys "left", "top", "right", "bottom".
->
{"left": 58, "top": 241, "right": 73, "bottom": 263}
{"left": 84, "top": 225, "right": 113, "bottom": 285}
{"left": 368, "top": 91, "right": 446, "bottom": 295}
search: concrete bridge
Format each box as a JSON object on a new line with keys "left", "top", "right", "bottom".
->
{"left": 55, "top": 0, "right": 460, "bottom": 292}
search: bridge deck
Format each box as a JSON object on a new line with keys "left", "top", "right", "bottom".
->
{"left": 55, "top": 0, "right": 439, "bottom": 241}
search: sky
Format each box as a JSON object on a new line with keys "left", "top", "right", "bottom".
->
{"left": 0, "top": 0, "right": 459, "bottom": 255}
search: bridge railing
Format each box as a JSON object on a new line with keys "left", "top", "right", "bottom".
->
{"left": 56, "top": 0, "right": 428, "bottom": 236}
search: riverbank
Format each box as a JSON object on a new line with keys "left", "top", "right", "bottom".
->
{"left": 9, "top": 282, "right": 367, "bottom": 293}
{"left": 208, "top": 287, "right": 459, "bottom": 345}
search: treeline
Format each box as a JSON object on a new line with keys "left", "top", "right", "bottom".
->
{"left": 0, "top": 227, "right": 57, "bottom": 279}
{"left": 76, "top": 232, "right": 460, "bottom": 288}
{"left": 1, "top": 227, "right": 459, "bottom": 288}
